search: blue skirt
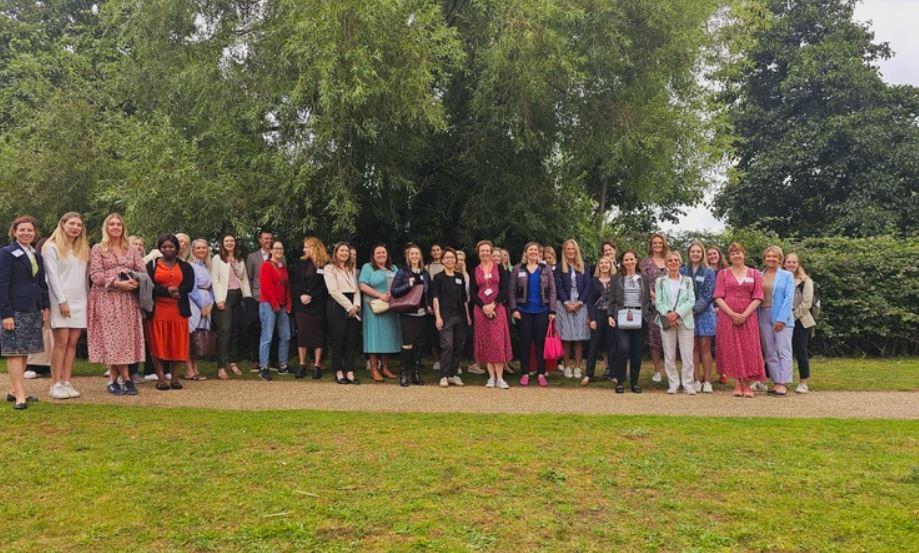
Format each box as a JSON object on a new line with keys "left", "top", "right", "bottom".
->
{"left": 1, "top": 310, "right": 45, "bottom": 356}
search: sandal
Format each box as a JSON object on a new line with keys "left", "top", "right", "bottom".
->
{"left": 768, "top": 388, "right": 787, "bottom": 397}
{"left": 733, "top": 384, "right": 743, "bottom": 397}
{"left": 191, "top": 374, "right": 207, "bottom": 381}
{"left": 230, "top": 363, "right": 242, "bottom": 376}
{"left": 170, "top": 381, "right": 183, "bottom": 390}
{"left": 155, "top": 382, "right": 171, "bottom": 391}
{"left": 580, "top": 377, "right": 590, "bottom": 386}
{"left": 217, "top": 368, "right": 228, "bottom": 380}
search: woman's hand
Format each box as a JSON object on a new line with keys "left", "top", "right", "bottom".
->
{"left": 513, "top": 311, "right": 521, "bottom": 320}
{"left": 116, "top": 279, "right": 138, "bottom": 291}
{"left": 435, "top": 316, "right": 444, "bottom": 330}
{"left": 59, "top": 302, "right": 71, "bottom": 318}
{"left": 774, "top": 322, "right": 785, "bottom": 332}
{"left": 731, "top": 313, "right": 746, "bottom": 326}
{"left": 300, "top": 294, "right": 311, "bottom": 305}
{"left": 589, "top": 320, "right": 597, "bottom": 330}
{"left": 608, "top": 318, "right": 617, "bottom": 328}
{"left": 216, "top": 301, "right": 226, "bottom": 311}
{"left": 2, "top": 317, "right": 13, "bottom": 331}
{"left": 380, "top": 292, "right": 391, "bottom": 302}
{"left": 168, "top": 286, "right": 180, "bottom": 299}
{"left": 548, "top": 313, "right": 556, "bottom": 322}
{"left": 347, "top": 305, "right": 360, "bottom": 317}
{"left": 666, "top": 312, "right": 679, "bottom": 325}
{"left": 408, "top": 277, "right": 415, "bottom": 287}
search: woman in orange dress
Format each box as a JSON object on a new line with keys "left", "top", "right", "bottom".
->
{"left": 145, "top": 234, "right": 194, "bottom": 390}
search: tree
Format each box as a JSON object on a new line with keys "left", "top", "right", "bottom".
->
{"left": 714, "top": 0, "right": 919, "bottom": 237}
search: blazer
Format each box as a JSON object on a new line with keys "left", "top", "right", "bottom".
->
{"left": 468, "top": 264, "right": 509, "bottom": 308}
{"left": 210, "top": 254, "right": 252, "bottom": 303}
{"left": 145, "top": 258, "right": 195, "bottom": 318}
{"left": 555, "top": 265, "right": 589, "bottom": 304}
{"left": 584, "top": 276, "right": 612, "bottom": 323}
{"left": 391, "top": 266, "right": 431, "bottom": 309}
{"left": 793, "top": 277, "right": 816, "bottom": 329}
{"left": 290, "top": 259, "right": 329, "bottom": 316}
{"left": 323, "top": 264, "right": 361, "bottom": 312}
{"left": 654, "top": 274, "right": 697, "bottom": 330}
{"left": 508, "top": 262, "right": 557, "bottom": 314}
{"left": 0, "top": 242, "right": 49, "bottom": 318}
{"left": 761, "top": 268, "right": 795, "bottom": 326}
{"left": 606, "top": 273, "right": 655, "bottom": 325}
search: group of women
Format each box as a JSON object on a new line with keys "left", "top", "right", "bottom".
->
{"left": 1, "top": 213, "right": 817, "bottom": 409}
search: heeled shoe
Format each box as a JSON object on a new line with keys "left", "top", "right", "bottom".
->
{"left": 336, "top": 374, "right": 348, "bottom": 385}
{"left": 346, "top": 374, "right": 360, "bottom": 385}
{"left": 615, "top": 384, "right": 625, "bottom": 394}
{"left": 381, "top": 367, "right": 397, "bottom": 380}
{"left": 312, "top": 366, "right": 323, "bottom": 380}
{"left": 369, "top": 366, "right": 384, "bottom": 382}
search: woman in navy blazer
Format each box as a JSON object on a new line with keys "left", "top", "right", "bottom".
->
{"left": 0, "top": 216, "right": 50, "bottom": 410}
{"left": 759, "top": 245, "right": 795, "bottom": 396}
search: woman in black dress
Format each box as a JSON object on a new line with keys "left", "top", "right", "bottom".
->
{"left": 290, "top": 237, "right": 330, "bottom": 379}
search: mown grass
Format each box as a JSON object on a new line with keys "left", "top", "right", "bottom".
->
{"left": 5, "top": 355, "right": 918, "bottom": 391}
{"left": 1, "top": 405, "right": 917, "bottom": 552}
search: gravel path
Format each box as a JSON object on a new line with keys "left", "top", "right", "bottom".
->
{"left": 7, "top": 375, "right": 918, "bottom": 419}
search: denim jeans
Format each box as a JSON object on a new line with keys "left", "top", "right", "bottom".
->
{"left": 259, "top": 302, "right": 291, "bottom": 370}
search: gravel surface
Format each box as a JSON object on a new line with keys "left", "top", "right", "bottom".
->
{"left": 6, "top": 375, "right": 918, "bottom": 419}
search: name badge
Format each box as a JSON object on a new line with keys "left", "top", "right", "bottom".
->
{"left": 695, "top": 276, "right": 704, "bottom": 282}
{"left": 11, "top": 250, "right": 24, "bottom": 258}
{"left": 518, "top": 271, "right": 526, "bottom": 277}
{"left": 744, "top": 277, "right": 754, "bottom": 284}
{"left": 632, "top": 275, "right": 640, "bottom": 282}
{"left": 484, "top": 273, "right": 492, "bottom": 279}
{"left": 484, "top": 288, "right": 493, "bottom": 296}
{"left": 316, "top": 269, "right": 324, "bottom": 275}
{"left": 455, "top": 278, "right": 463, "bottom": 285}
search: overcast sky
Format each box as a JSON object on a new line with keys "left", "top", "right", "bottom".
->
{"left": 664, "top": 0, "right": 919, "bottom": 234}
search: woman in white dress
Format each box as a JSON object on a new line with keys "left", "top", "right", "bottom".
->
{"left": 42, "top": 212, "right": 90, "bottom": 399}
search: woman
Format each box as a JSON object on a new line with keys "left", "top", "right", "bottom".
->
{"left": 784, "top": 252, "right": 815, "bottom": 393}
{"left": 655, "top": 251, "right": 697, "bottom": 395}
{"left": 432, "top": 248, "right": 471, "bottom": 387}
{"left": 555, "top": 239, "right": 590, "bottom": 379}
{"left": 324, "top": 243, "right": 362, "bottom": 384}
{"left": 582, "top": 256, "right": 615, "bottom": 387}
{"left": 390, "top": 243, "right": 432, "bottom": 387}
{"left": 543, "top": 246, "right": 557, "bottom": 272}
{"left": 713, "top": 242, "right": 766, "bottom": 398}
{"left": 42, "top": 212, "right": 89, "bottom": 399}
{"left": 88, "top": 213, "right": 145, "bottom": 396}
{"left": 359, "top": 244, "right": 402, "bottom": 381}
{"left": 176, "top": 233, "right": 191, "bottom": 262}
{"left": 759, "top": 245, "right": 795, "bottom": 396}
{"left": 185, "top": 239, "right": 214, "bottom": 381}
{"left": 469, "top": 240, "right": 513, "bottom": 389}
{"left": 707, "top": 244, "right": 729, "bottom": 384}
{"left": 601, "top": 241, "right": 617, "bottom": 264}
{"left": 494, "top": 246, "right": 517, "bottom": 375}
{"left": 1, "top": 216, "right": 49, "bottom": 409}
{"left": 500, "top": 248, "right": 512, "bottom": 272}
{"left": 257, "top": 240, "right": 292, "bottom": 381}
{"left": 145, "top": 234, "right": 195, "bottom": 390}
{"left": 210, "top": 234, "right": 252, "bottom": 380}
{"left": 290, "top": 237, "right": 330, "bottom": 379}
{"left": 608, "top": 250, "right": 653, "bottom": 393}
{"left": 508, "top": 242, "right": 557, "bottom": 387}
{"left": 640, "top": 233, "right": 668, "bottom": 384}
{"left": 680, "top": 241, "right": 716, "bottom": 393}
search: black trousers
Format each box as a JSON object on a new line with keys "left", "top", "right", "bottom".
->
{"left": 439, "top": 316, "right": 467, "bottom": 378}
{"left": 327, "top": 298, "right": 360, "bottom": 375}
{"left": 615, "top": 324, "right": 646, "bottom": 386}
{"left": 585, "top": 315, "right": 616, "bottom": 378}
{"left": 214, "top": 289, "right": 243, "bottom": 367}
{"left": 792, "top": 321, "right": 811, "bottom": 380}
{"left": 518, "top": 311, "right": 549, "bottom": 375}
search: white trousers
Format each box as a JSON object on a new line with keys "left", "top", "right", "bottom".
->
{"left": 661, "top": 322, "right": 695, "bottom": 388}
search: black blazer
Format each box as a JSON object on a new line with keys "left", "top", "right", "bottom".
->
{"left": 290, "top": 259, "right": 329, "bottom": 316}
{"left": 606, "top": 273, "right": 655, "bottom": 324}
{"left": 146, "top": 258, "right": 195, "bottom": 318}
{"left": 0, "top": 242, "right": 49, "bottom": 319}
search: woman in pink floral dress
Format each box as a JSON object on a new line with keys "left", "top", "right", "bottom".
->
{"left": 713, "top": 242, "right": 766, "bottom": 398}
{"left": 469, "top": 240, "right": 513, "bottom": 389}
{"left": 87, "top": 213, "right": 146, "bottom": 396}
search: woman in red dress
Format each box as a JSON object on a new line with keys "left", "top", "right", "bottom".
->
{"left": 469, "top": 240, "right": 513, "bottom": 389}
{"left": 713, "top": 242, "right": 765, "bottom": 398}
{"left": 145, "top": 234, "right": 194, "bottom": 390}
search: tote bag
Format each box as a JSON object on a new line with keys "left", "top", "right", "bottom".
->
{"left": 543, "top": 319, "right": 564, "bottom": 361}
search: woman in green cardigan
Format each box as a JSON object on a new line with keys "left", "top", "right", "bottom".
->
{"left": 654, "top": 251, "right": 697, "bottom": 395}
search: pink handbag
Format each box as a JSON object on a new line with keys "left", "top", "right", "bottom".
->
{"left": 543, "top": 319, "right": 564, "bottom": 361}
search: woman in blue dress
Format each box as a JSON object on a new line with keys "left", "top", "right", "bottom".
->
{"left": 185, "top": 239, "right": 214, "bottom": 380}
{"left": 359, "top": 244, "right": 402, "bottom": 381}
{"left": 680, "top": 241, "right": 716, "bottom": 393}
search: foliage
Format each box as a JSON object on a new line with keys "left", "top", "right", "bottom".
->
{"left": 714, "top": 0, "right": 919, "bottom": 237}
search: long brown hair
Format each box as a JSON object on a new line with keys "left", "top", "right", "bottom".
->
{"left": 219, "top": 233, "right": 241, "bottom": 263}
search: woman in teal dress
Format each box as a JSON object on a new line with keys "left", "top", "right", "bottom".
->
{"left": 359, "top": 244, "right": 402, "bottom": 381}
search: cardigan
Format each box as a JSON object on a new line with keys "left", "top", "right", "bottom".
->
{"left": 793, "top": 277, "right": 816, "bottom": 329}
{"left": 289, "top": 259, "right": 329, "bottom": 316}
{"left": 259, "top": 261, "right": 292, "bottom": 313}
{"left": 210, "top": 254, "right": 252, "bottom": 303}
{"left": 606, "top": 273, "right": 655, "bottom": 324}
{"left": 0, "top": 242, "right": 49, "bottom": 318}
{"left": 508, "top": 262, "right": 557, "bottom": 314}
{"left": 468, "top": 264, "right": 509, "bottom": 308}
{"left": 654, "top": 274, "right": 697, "bottom": 330}
{"left": 145, "top": 258, "right": 195, "bottom": 318}
{"left": 761, "top": 268, "right": 795, "bottom": 326}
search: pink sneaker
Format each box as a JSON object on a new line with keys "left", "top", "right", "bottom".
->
{"left": 537, "top": 374, "right": 548, "bottom": 387}
{"left": 519, "top": 374, "right": 530, "bottom": 387}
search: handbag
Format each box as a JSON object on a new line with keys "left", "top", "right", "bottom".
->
{"left": 659, "top": 282, "right": 682, "bottom": 331}
{"left": 191, "top": 319, "right": 216, "bottom": 358}
{"left": 389, "top": 283, "right": 424, "bottom": 313}
{"left": 617, "top": 308, "right": 642, "bottom": 330}
{"left": 369, "top": 298, "right": 390, "bottom": 314}
{"left": 543, "top": 319, "right": 564, "bottom": 361}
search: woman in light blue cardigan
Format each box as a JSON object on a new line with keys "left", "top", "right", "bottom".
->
{"left": 654, "top": 251, "right": 697, "bottom": 395}
{"left": 759, "top": 245, "right": 795, "bottom": 396}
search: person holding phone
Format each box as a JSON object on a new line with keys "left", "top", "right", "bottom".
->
{"left": 324, "top": 242, "right": 362, "bottom": 384}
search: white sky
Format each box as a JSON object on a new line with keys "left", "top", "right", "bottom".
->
{"left": 665, "top": 0, "right": 919, "bottom": 233}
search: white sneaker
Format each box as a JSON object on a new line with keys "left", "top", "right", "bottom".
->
{"left": 103, "top": 369, "right": 111, "bottom": 378}
{"left": 468, "top": 363, "right": 486, "bottom": 375}
{"left": 693, "top": 380, "right": 702, "bottom": 393}
{"left": 50, "top": 382, "right": 70, "bottom": 399}
{"left": 131, "top": 373, "right": 145, "bottom": 384}
{"left": 164, "top": 373, "right": 172, "bottom": 381}
{"left": 433, "top": 361, "right": 442, "bottom": 372}
{"left": 702, "top": 382, "right": 713, "bottom": 394}
{"left": 143, "top": 373, "right": 159, "bottom": 382}
{"left": 667, "top": 385, "right": 679, "bottom": 394}
{"left": 751, "top": 381, "right": 765, "bottom": 392}
{"left": 573, "top": 367, "right": 582, "bottom": 379}
{"left": 795, "top": 383, "right": 809, "bottom": 394}
{"left": 63, "top": 382, "right": 81, "bottom": 398}
{"left": 24, "top": 370, "right": 39, "bottom": 379}
{"left": 684, "top": 385, "right": 697, "bottom": 396}
{"left": 438, "top": 377, "right": 449, "bottom": 388}
{"left": 563, "top": 366, "right": 573, "bottom": 378}
{"left": 485, "top": 377, "right": 496, "bottom": 388}
{"left": 652, "top": 372, "right": 663, "bottom": 383}
{"left": 449, "top": 376, "right": 464, "bottom": 387}
{"left": 497, "top": 378, "right": 510, "bottom": 389}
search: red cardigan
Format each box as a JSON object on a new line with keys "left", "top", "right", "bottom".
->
{"left": 259, "top": 261, "right": 292, "bottom": 313}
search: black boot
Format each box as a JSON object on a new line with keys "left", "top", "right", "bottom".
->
{"left": 411, "top": 349, "right": 423, "bottom": 385}
{"left": 399, "top": 365, "right": 410, "bottom": 387}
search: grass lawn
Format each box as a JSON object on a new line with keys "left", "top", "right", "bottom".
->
{"left": 5, "top": 356, "right": 918, "bottom": 391}
{"left": 2, "top": 405, "right": 917, "bottom": 552}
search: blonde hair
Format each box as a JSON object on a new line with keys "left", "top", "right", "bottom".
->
{"left": 763, "top": 245, "right": 785, "bottom": 264}
{"left": 520, "top": 241, "right": 541, "bottom": 264}
{"left": 784, "top": 252, "right": 809, "bottom": 280}
{"left": 302, "top": 237, "right": 330, "bottom": 266}
{"left": 48, "top": 212, "right": 90, "bottom": 261}
{"left": 175, "top": 233, "right": 191, "bottom": 261}
{"left": 686, "top": 240, "right": 709, "bottom": 270}
{"left": 560, "top": 239, "right": 585, "bottom": 273}
{"left": 190, "top": 238, "right": 212, "bottom": 269}
{"left": 667, "top": 250, "right": 683, "bottom": 264}
{"left": 99, "top": 213, "right": 130, "bottom": 252}
{"left": 593, "top": 255, "right": 617, "bottom": 277}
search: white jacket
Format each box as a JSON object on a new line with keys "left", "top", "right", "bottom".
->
{"left": 211, "top": 254, "right": 252, "bottom": 303}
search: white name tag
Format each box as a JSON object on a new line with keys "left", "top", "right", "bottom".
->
{"left": 744, "top": 277, "right": 754, "bottom": 284}
{"left": 484, "top": 273, "right": 492, "bottom": 279}
{"left": 484, "top": 288, "right": 493, "bottom": 296}
{"left": 633, "top": 275, "right": 640, "bottom": 282}
{"left": 695, "top": 276, "right": 705, "bottom": 282}
{"left": 518, "top": 271, "right": 526, "bottom": 277}
{"left": 11, "top": 250, "right": 24, "bottom": 258}
{"left": 455, "top": 278, "right": 463, "bottom": 285}
{"left": 316, "top": 269, "right": 324, "bottom": 275}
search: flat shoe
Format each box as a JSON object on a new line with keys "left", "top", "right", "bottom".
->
{"left": 336, "top": 376, "right": 349, "bottom": 384}
{"left": 155, "top": 382, "right": 171, "bottom": 391}
{"left": 13, "top": 402, "right": 27, "bottom": 410}
{"left": 217, "top": 368, "right": 228, "bottom": 380}
{"left": 230, "top": 364, "right": 242, "bottom": 376}
{"left": 615, "top": 384, "right": 625, "bottom": 394}
{"left": 7, "top": 394, "right": 38, "bottom": 403}
{"left": 767, "top": 389, "right": 787, "bottom": 397}
{"left": 580, "top": 377, "right": 590, "bottom": 386}
{"left": 170, "top": 381, "right": 183, "bottom": 390}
